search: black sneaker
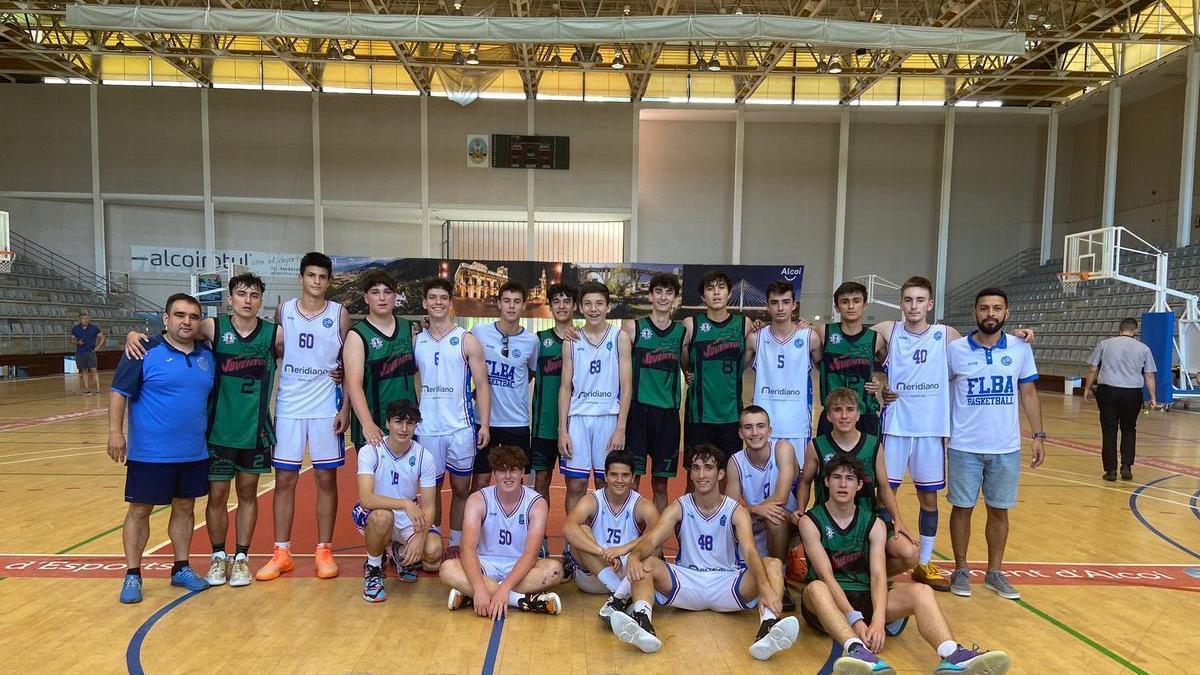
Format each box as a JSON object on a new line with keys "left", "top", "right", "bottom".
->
{"left": 1103, "top": 471, "right": 1117, "bottom": 481}
{"left": 1120, "top": 466, "right": 1133, "bottom": 480}
{"left": 517, "top": 591, "right": 562, "bottom": 615}
{"left": 561, "top": 550, "right": 577, "bottom": 581}
{"left": 781, "top": 589, "right": 795, "bottom": 612}
{"left": 610, "top": 608, "right": 662, "bottom": 653}
{"left": 749, "top": 616, "right": 800, "bottom": 661}
{"left": 598, "top": 594, "right": 630, "bottom": 621}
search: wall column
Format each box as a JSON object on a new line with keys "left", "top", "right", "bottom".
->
{"left": 200, "top": 88, "right": 216, "bottom": 270}
{"left": 731, "top": 106, "right": 745, "bottom": 264}
{"left": 1101, "top": 83, "right": 1121, "bottom": 229}
{"left": 832, "top": 106, "right": 850, "bottom": 290}
{"left": 1178, "top": 48, "right": 1200, "bottom": 247}
{"left": 89, "top": 85, "right": 106, "bottom": 281}
{"left": 934, "top": 106, "right": 955, "bottom": 320}
{"left": 1040, "top": 109, "right": 1059, "bottom": 264}
{"left": 311, "top": 92, "right": 324, "bottom": 251}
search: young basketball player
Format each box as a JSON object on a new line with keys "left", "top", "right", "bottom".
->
{"left": 795, "top": 388, "right": 918, "bottom": 577}
{"left": 438, "top": 445, "right": 563, "bottom": 617}
{"left": 746, "top": 280, "right": 822, "bottom": 464}
{"left": 605, "top": 444, "right": 800, "bottom": 661}
{"left": 414, "top": 277, "right": 491, "bottom": 558}
{"left": 726, "top": 406, "right": 797, "bottom": 562}
{"left": 354, "top": 399, "right": 442, "bottom": 603}
{"left": 344, "top": 270, "right": 417, "bottom": 450}
{"left": 471, "top": 281, "right": 539, "bottom": 490}
{"left": 818, "top": 281, "right": 885, "bottom": 437}
{"left": 558, "top": 281, "right": 632, "bottom": 514}
{"left": 530, "top": 283, "right": 577, "bottom": 555}
{"left": 682, "top": 271, "right": 752, "bottom": 488}
{"left": 799, "top": 455, "right": 1011, "bottom": 675}
{"left": 621, "top": 272, "right": 688, "bottom": 513}
{"left": 562, "top": 450, "right": 658, "bottom": 612}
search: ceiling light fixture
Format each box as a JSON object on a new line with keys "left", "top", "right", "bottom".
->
{"left": 549, "top": 48, "right": 563, "bottom": 68}
{"left": 570, "top": 47, "right": 583, "bottom": 63}
{"left": 707, "top": 56, "right": 721, "bottom": 71}
{"left": 871, "top": 9, "right": 883, "bottom": 21}
{"left": 611, "top": 52, "right": 625, "bottom": 69}
{"left": 828, "top": 54, "right": 843, "bottom": 74}
{"left": 466, "top": 45, "right": 479, "bottom": 65}
{"left": 623, "top": 4, "right": 631, "bottom": 15}
{"left": 342, "top": 45, "right": 356, "bottom": 60}
{"left": 451, "top": 47, "right": 465, "bottom": 65}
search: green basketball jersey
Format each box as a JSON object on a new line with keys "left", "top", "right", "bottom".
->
{"left": 820, "top": 324, "right": 881, "bottom": 414}
{"left": 632, "top": 317, "right": 685, "bottom": 410}
{"left": 685, "top": 313, "right": 746, "bottom": 425}
{"left": 531, "top": 328, "right": 564, "bottom": 440}
{"left": 350, "top": 317, "right": 417, "bottom": 448}
{"left": 812, "top": 432, "right": 880, "bottom": 509}
{"left": 804, "top": 503, "right": 877, "bottom": 591}
{"left": 208, "top": 315, "right": 278, "bottom": 450}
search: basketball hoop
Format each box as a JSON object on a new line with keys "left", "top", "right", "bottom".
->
{"left": 1057, "top": 271, "right": 1087, "bottom": 296}
{"left": 0, "top": 251, "right": 14, "bottom": 274}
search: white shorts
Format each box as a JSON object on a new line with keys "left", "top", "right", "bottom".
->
{"left": 351, "top": 502, "right": 441, "bottom": 549}
{"left": 574, "top": 552, "right": 629, "bottom": 594}
{"left": 883, "top": 435, "right": 946, "bottom": 492}
{"left": 479, "top": 555, "right": 518, "bottom": 582}
{"left": 561, "top": 414, "right": 617, "bottom": 480}
{"left": 751, "top": 518, "right": 770, "bottom": 559}
{"left": 770, "top": 436, "right": 808, "bottom": 512}
{"left": 273, "top": 417, "right": 345, "bottom": 470}
{"left": 656, "top": 564, "right": 757, "bottom": 612}
{"left": 418, "top": 427, "right": 477, "bottom": 479}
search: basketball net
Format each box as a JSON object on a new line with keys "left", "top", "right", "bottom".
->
{"left": 1057, "top": 271, "right": 1086, "bottom": 296}
{"left": 0, "top": 251, "right": 14, "bottom": 274}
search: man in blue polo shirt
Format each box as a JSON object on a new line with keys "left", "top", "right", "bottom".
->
{"left": 70, "top": 311, "right": 105, "bottom": 395}
{"left": 108, "top": 293, "right": 215, "bottom": 604}
{"left": 945, "top": 287, "right": 1045, "bottom": 602}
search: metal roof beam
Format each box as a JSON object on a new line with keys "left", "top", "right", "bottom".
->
{"left": 733, "top": 0, "right": 826, "bottom": 102}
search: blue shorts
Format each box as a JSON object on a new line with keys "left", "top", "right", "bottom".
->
{"left": 946, "top": 449, "right": 1021, "bottom": 509}
{"left": 125, "top": 459, "right": 208, "bottom": 505}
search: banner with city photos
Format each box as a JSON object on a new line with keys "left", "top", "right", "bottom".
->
{"left": 328, "top": 256, "right": 803, "bottom": 321}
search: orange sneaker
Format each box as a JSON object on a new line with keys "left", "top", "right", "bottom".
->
{"left": 255, "top": 546, "right": 294, "bottom": 581}
{"left": 315, "top": 544, "right": 339, "bottom": 579}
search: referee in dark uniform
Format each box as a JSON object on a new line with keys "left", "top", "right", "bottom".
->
{"left": 1082, "top": 318, "right": 1158, "bottom": 482}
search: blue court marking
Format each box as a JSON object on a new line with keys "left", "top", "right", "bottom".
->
{"left": 126, "top": 589, "right": 204, "bottom": 675}
{"left": 1190, "top": 489, "right": 1200, "bottom": 522}
{"left": 1128, "top": 476, "right": 1200, "bottom": 561}
{"left": 480, "top": 616, "right": 506, "bottom": 675}
{"left": 816, "top": 638, "right": 840, "bottom": 675}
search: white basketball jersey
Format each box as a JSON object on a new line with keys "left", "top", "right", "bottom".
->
{"left": 752, "top": 326, "right": 814, "bottom": 439}
{"left": 674, "top": 494, "right": 744, "bottom": 572}
{"left": 471, "top": 323, "right": 539, "bottom": 428}
{"left": 276, "top": 298, "right": 343, "bottom": 419}
{"left": 568, "top": 325, "right": 621, "bottom": 416}
{"left": 883, "top": 323, "right": 951, "bottom": 437}
{"left": 356, "top": 439, "right": 437, "bottom": 529}
{"left": 588, "top": 488, "right": 643, "bottom": 548}
{"left": 732, "top": 441, "right": 784, "bottom": 507}
{"left": 414, "top": 326, "right": 473, "bottom": 435}
{"left": 477, "top": 485, "right": 543, "bottom": 560}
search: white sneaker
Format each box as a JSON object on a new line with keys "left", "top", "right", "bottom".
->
{"left": 205, "top": 556, "right": 229, "bottom": 586}
{"left": 228, "top": 556, "right": 252, "bottom": 587}
{"left": 749, "top": 616, "right": 800, "bottom": 661}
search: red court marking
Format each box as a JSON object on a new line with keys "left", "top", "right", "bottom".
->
{"left": 0, "top": 408, "right": 107, "bottom": 432}
{"left": 1033, "top": 433, "right": 1200, "bottom": 479}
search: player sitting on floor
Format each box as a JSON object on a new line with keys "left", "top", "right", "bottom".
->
{"left": 438, "top": 445, "right": 563, "bottom": 617}
{"left": 606, "top": 444, "right": 800, "bottom": 661}
{"left": 562, "top": 450, "right": 659, "bottom": 616}
{"left": 799, "top": 455, "right": 1011, "bottom": 675}
{"left": 353, "top": 399, "right": 443, "bottom": 603}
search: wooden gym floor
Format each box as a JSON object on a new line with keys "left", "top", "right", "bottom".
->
{"left": 1, "top": 373, "right": 1197, "bottom": 674}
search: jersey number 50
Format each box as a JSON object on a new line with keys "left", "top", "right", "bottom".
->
{"left": 498, "top": 529, "right": 513, "bottom": 546}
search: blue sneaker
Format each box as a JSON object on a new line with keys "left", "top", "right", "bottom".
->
{"left": 170, "top": 567, "right": 210, "bottom": 592}
{"left": 934, "top": 644, "right": 1011, "bottom": 674}
{"left": 119, "top": 574, "right": 143, "bottom": 604}
{"left": 832, "top": 643, "right": 895, "bottom": 674}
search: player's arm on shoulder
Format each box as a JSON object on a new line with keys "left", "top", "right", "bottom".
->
{"left": 743, "top": 328, "right": 758, "bottom": 370}
{"left": 632, "top": 499, "right": 681, "bottom": 560}
{"left": 809, "top": 326, "right": 823, "bottom": 364}
{"left": 946, "top": 326, "right": 963, "bottom": 341}
{"left": 198, "top": 317, "right": 216, "bottom": 343}
{"left": 563, "top": 491, "right": 602, "bottom": 554}
{"left": 620, "top": 318, "right": 636, "bottom": 343}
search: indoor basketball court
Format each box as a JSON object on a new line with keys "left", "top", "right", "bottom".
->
{"left": 2, "top": 1, "right": 1200, "bottom": 673}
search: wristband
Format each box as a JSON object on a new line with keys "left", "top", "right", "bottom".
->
{"left": 845, "top": 610, "right": 864, "bottom": 625}
{"left": 1032, "top": 432, "right": 1046, "bottom": 439}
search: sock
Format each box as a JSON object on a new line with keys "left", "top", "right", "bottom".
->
{"left": 597, "top": 566, "right": 621, "bottom": 592}
{"left": 234, "top": 551, "right": 248, "bottom": 562}
{"left": 760, "top": 605, "right": 778, "bottom": 622}
{"left": 631, "top": 600, "right": 653, "bottom": 619}
{"left": 507, "top": 591, "right": 524, "bottom": 607}
{"left": 171, "top": 560, "right": 189, "bottom": 575}
{"left": 235, "top": 544, "right": 249, "bottom": 558}
{"left": 937, "top": 640, "right": 958, "bottom": 659}
{"left": 450, "top": 530, "right": 463, "bottom": 547}
{"left": 211, "top": 549, "right": 227, "bottom": 560}
{"left": 127, "top": 567, "right": 141, "bottom": 577}
{"left": 918, "top": 508, "right": 939, "bottom": 565}
{"left": 614, "top": 576, "right": 633, "bottom": 600}
{"left": 274, "top": 541, "right": 290, "bottom": 550}
{"left": 919, "top": 536, "right": 936, "bottom": 566}
{"left": 366, "top": 554, "right": 383, "bottom": 568}
{"left": 316, "top": 542, "right": 332, "bottom": 550}
{"left": 844, "top": 637, "right": 865, "bottom": 654}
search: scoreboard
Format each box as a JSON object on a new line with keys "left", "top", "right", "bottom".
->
{"left": 491, "top": 134, "right": 570, "bottom": 170}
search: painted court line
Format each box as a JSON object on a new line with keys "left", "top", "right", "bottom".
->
{"left": 0, "top": 408, "right": 107, "bottom": 433}
{"left": 1033, "top": 472, "right": 1199, "bottom": 509}
{"left": 1035, "top": 433, "right": 1200, "bottom": 479}
{"left": 126, "top": 589, "right": 204, "bottom": 675}
{"left": 1037, "top": 466, "right": 1200, "bottom": 499}
{"left": 1129, "top": 477, "right": 1200, "bottom": 561}
{"left": 480, "top": 616, "right": 505, "bottom": 675}
{"left": 0, "top": 450, "right": 107, "bottom": 466}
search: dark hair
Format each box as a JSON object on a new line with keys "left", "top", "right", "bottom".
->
{"left": 833, "top": 281, "right": 867, "bottom": 303}
{"left": 385, "top": 398, "right": 422, "bottom": 423}
{"left": 739, "top": 404, "right": 770, "bottom": 423}
{"left": 604, "top": 450, "right": 636, "bottom": 474}
{"left": 1119, "top": 317, "right": 1138, "bottom": 332}
{"left": 975, "top": 287, "right": 1008, "bottom": 306}
{"left": 901, "top": 276, "right": 933, "bottom": 296}
{"left": 579, "top": 280, "right": 610, "bottom": 302}
{"left": 228, "top": 272, "right": 266, "bottom": 295}
{"left": 698, "top": 270, "right": 732, "bottom": 294}
{"left": 648, "top": 272, "right": 681, "bottom": 295}
{"left": 498, "top": 281, "right": 528, "bottom": 301}
{"left": 547, "top": 283, "right": 577, "bottom": 304}
{"left": 823, "top": 454, "right": 866, "bottom": 482}
{"left": 361, "top": 270, "right": 397, "bottom": 293}
{"left": 765, "top": 280, "right": 795, "bottom": 301}
{"left": 164, "top": 292, "right": 201, "bottom": 314}
{"left": 688, "top": 444, "right": 726, "bottom": 471}
{"left": 300, "top": 251, "right": 332, "bottom": 277}
{"left": 488, "top": 445, "right": 528, "bottom": 471}
{"left": 424, "top": 277, "right": 454, "bottom": 297}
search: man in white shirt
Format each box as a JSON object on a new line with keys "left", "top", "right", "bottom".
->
{"left": 946, "top": 288, "right": 1045, "bottom": 602}
{"left": 1082, "top": 317, "right": 1157, "bottom": 481}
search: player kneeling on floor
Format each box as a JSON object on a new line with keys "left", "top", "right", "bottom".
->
{"left": 606, "top": 444, "right": 800, "bottom": 661}
{"left": 562, "top": 450, "right": 659, "bottom": 616}
{"left": 438, "top": 445, "right": 563, "bottom": 617}
{"left": 799, "top": 455, "right": 1010, "bottom": 675}
{"left": 353, "top": 399, "right": 443, "bottom": 603}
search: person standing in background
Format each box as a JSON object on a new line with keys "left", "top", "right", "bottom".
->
{"left": 1083, "top": 317, "right": 1157, "bottom": 482}
{"left": 70, "top": 311, "right": 105, "bottom": 395}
